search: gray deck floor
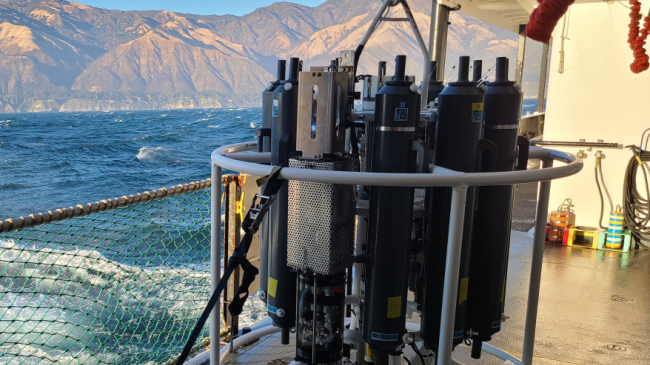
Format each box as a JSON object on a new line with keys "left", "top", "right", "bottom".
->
{"left": 223, "top": 183, "right": 650, "bottom": 365}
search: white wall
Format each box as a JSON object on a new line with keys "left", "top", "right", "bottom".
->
{"left": 544, "top": 1, "right": 650, "bottom": 226}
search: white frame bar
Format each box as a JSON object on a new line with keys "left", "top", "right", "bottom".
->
{"left": 210, "top": 142, "right": 582, "bottom": 365}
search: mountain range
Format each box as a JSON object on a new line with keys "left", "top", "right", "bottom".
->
{"left": 0, "top": 0, "right": 543, "bottom": 112}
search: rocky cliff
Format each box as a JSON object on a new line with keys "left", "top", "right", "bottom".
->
{"left": 0, "top": 0, "right": 541, "bottom": 112}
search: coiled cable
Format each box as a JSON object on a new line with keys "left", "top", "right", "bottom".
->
{"left": 623, "top": 145, "right": 650, "bottom": 248}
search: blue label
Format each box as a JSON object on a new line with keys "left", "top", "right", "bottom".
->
{"left": 371, "top": 332, "right": 398, "bottom": 341}
{"left": 395, "top": 108, "right": 408, "bottom": 121}
{"left": 453, "top": 330, "right": 465, "bottom": 339}
{"left": 267, "top": 304, "right": 277, "bottom": 314}
{"left": 272, "top": 105, "right": 279, "bottom": 117}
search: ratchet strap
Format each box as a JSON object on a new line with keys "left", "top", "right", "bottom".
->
{"left": 176, "top": 166, "right": 285, "bottom": 365}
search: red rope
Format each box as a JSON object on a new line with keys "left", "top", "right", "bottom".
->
{"left": 525, "top": 0, "right": 575, "bottom": 43}
{"left": 628, "top": 0, "right": 650, "bottom": 73}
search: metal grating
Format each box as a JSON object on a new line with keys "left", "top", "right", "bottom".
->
{"left": 287, "top": 158, "right": 358, "bottom": 275}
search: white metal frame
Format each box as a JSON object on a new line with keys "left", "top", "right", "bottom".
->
{"left": 210, "top": 142, "right": 582, "bottom": 365}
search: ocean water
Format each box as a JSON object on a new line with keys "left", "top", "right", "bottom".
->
{"left": 0, "top": 99, "right": 540, "bottom": 218}
{"left": 0, "top": 100, "right": 539, "bottom": 363}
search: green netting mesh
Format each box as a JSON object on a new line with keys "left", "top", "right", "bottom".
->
{"left": 0, "top": 189, "right": 214, "bottom": 365}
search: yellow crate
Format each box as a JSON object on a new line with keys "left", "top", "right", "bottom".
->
{"left": 566, "top": 226, "right": 603, "bottom": 249}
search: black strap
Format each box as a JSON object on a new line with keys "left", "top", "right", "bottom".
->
{"left": 175, "top": 167, "right": 285, "bottom": 365}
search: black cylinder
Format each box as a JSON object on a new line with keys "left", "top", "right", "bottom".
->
{"left": 363, "top": 55, "right": 419, "bottom": 354}
{"left": 295, "top": 273, "right": 346, "bottom": 364}
{"left": 472, "top": 60, "right": 482, "bottom": 83}
{"left": 427, "top": 61, "right": 445, "bottom": 105}
{"left": 466, "top": 57, "right": 522, "bottom": 354}
{"left": 268, "top": 57, "right": 301, "bottom": 336}
{"left": 378, "top": 61, "right": 387, "bottom": 77}
{"left": 260, "top": 60, "right": 286, "bottom": 303}
{"left": 421, "top": 56, "right": 484, "bottom": 350}
{"left": 393, "top": 55, "right": 407, "bottom": 81}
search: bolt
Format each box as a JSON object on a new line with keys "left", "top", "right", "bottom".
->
{"left": 276, "top": 308, "right": 285, "bottom": 317}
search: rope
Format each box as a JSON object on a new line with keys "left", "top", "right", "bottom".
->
{"left": 628, "top": 0, "right": 650, "bottom": 73}
{"left": 0, "top": 176, "right": 236, "bottom": 234}
{"left": 525, "top": 0, "right": 575, "bottom": 43}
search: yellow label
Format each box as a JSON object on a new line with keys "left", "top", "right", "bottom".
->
{"left": 472, "top": 103, "right": 484, "bottom": 111}
{"left": 458, "top": 277, "right": 469, "bottom": 305}
{"left": 268, "top": 277, "right": 278, "bottom": 298}
{"left": 387, "top": 296, "right": 401, "bottom": 319}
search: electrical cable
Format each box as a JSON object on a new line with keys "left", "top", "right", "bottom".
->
{"left": 623, "top": 145, "right": 650, "bottom": 248}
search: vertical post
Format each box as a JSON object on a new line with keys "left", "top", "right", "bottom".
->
{"left": 428, "top": 1, "right": 450, "bottom": 81}
{"left": 521, "top": 157, "right": 553, "bottom": 365}
{"left": 537, "top": 39, "right": 551, "bottom": 113}
{"left": 436, "top": 186, "right": 468, "bottom": 365}
{"left": 515, "top": 24, "right": 527, "bottom": 86}
{"left": 351, "top": 215, "right": 367, "bottom": 331}
{"left": 211, "top": 164, "right": 223, "bottom": 365}
{"left": 536, "top": 38, "right": 551, "bottom": 136}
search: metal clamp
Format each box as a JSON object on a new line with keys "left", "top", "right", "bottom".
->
{"left": 242, "top": 194, "right": 277, "bottom": 233}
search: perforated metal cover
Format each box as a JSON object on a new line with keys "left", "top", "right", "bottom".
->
{"left": 288, "top": 157, "right": 358, "bottom": 275}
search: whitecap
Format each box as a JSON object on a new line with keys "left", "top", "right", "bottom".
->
{"left": 136, "top": 146, "right": 164, "bottom": 160}
{"left": 250, "top": 122, "right": 256, "bottom": 128}
{"left": 207, "top": 125, "right": 220, "bottom": 128}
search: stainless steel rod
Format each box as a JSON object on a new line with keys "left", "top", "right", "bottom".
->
{"left": 530, "top": 141, "right": 622, "bottom": 149}
{"left": 212, "top": 144, "right": 582, "bottom": 188}
{"left": 521, "top": 158, "right": 553, "bottom": 365}
{"left": 436, "top": 186, "right": 468, "bottom": 365}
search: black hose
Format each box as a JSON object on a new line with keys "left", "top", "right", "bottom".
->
{"left": 595, "top": 160, "right": 607, "bottom": 230}
{"left": 409, "top": 342, "right": 428, "bottom": 365}
{"left": 623, "top": 146, "right": 650, "bottom": 248}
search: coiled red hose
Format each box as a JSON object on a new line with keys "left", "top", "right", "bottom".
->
{"left": 628, "top": 0, "right": 650, "bottom": 73}
{"left": 525, "top": 0, "right": 575, "bottom": 43}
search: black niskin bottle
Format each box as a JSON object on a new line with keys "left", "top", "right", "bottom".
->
{"left": 466, "top": 57, "right": 524, "bottom": 358}
{"left": 259, "top": 59, "right": 286, "bottom": 304}
{"left": 268, "top": 57, "right": 301, "bottom": 345}
{"left": 363, "top": 55, "right": 420, "bottom": 359}
{"left": 421, "top": 56, "right": 484, "bottom": 351}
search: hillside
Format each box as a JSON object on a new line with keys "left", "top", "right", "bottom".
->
{"left": 0, "top": 0, "right": 542, "bottom": 112}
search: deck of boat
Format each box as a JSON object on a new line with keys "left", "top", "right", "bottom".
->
{"left": 222, "top": 183, "right": 650, "bottom": 365}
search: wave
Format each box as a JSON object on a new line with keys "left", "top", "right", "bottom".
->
{"left": 0, "top": 238, "right": 211, "bottom": 364}
{"left": 249, "top": 122, "right": 256, "bottom": 128}
{"left": 207, "top": 125, "right": 220, "bottom": 129}
{"left": 136, "top": 146, "right": 164, "bottom": 160}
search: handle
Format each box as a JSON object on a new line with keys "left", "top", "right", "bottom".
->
{"left": 516, "top": 136, "right": 530, "bottom": 171}
{"left": 412, "top": 140, "right": 431, "bottom": 173}
{"left": 256, "top": 128, "right": 271, "bottom": 152}
{"left": 477, "top": 139, "right": 498, "bottom": 172}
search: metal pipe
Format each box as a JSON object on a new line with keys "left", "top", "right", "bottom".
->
{"left": 212, "top": 144, "right": 582, "bottom": 188}
{"left": 530, "top": 140, "right": 623, "bottom": 149}
{"left": 400, "top": 0, "right": 431, "bottom": 106}
{"left": 481, "top": 343, "right": 522, "bottom": 364}
{"left": 428, "top": 1, "right": 450, "bottom": 81}
{"left": 359, "top": 0, "right": 392, "bottom": 47}
{"left": 211, "top": 164, "right": 222, "bottom": 365}
{"left": 521, "top": 158, "right": 553, "bottom": 365}
{"left": 436, "top": 186, "right": 468, "bottom": 365}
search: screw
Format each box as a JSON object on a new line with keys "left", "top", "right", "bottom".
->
{"left": 276, "top": 308, "right": 285, "bottom": 317}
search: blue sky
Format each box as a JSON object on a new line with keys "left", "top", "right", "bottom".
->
{"left": 74, "top": 0, "right": 328, "bottom": 16}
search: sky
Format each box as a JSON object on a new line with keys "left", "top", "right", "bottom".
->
{"left": 74, "top": 0, "right": 328, "bottom": 16}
